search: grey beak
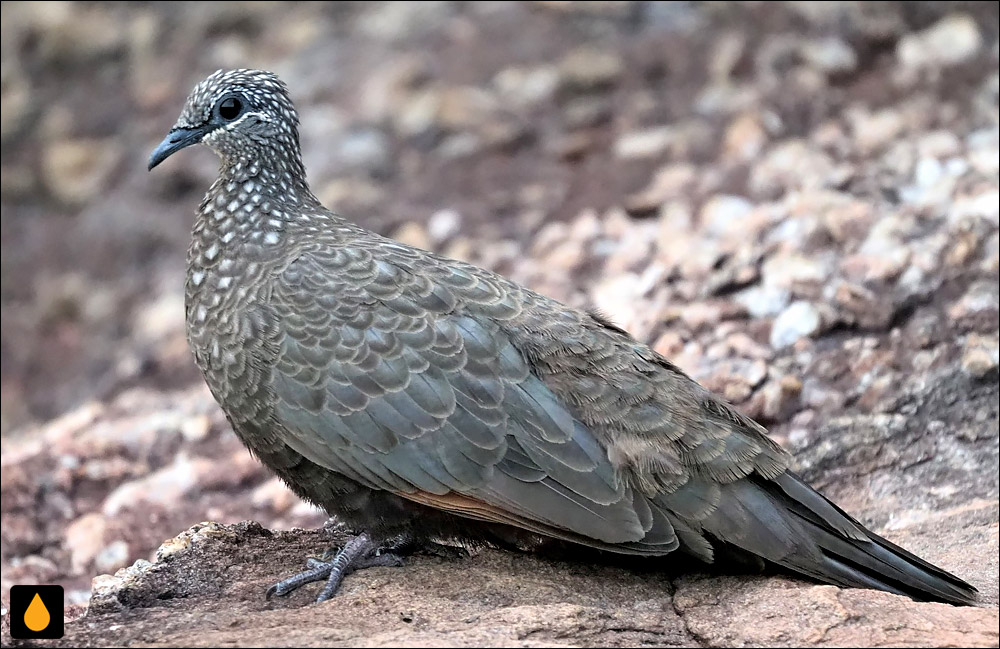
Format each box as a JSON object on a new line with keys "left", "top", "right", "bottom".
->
{"left": 148, "top": 126, "right": 208, "bottom": 171}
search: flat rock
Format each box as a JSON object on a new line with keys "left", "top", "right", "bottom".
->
{"left": 7, "top": 500, "right": 995, "bottom": 648}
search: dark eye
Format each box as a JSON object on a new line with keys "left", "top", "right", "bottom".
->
{"left": 218, "top": 97, "right": 242, "bottom": 120}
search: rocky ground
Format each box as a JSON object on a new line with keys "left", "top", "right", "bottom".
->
{"left": 1, "top": 2, "right": 998, "bottom": 647}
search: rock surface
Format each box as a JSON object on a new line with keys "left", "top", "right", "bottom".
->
{"left": 4, "top": 500, "right": 998, "bottom": 648}
{"left": 1, "top": 1, "right": 998, "bottom": 647}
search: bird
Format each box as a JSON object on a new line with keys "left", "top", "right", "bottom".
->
{"left": 148, "top": 68, "right": 976, "bottom": 606}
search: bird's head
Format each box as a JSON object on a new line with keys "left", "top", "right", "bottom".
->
{"left": 148, "top": 69, "right": 300, "bottom": 171}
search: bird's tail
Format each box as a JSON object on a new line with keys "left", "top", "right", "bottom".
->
{"left": 703, "top": 471, "right": 977, "bottom": 606}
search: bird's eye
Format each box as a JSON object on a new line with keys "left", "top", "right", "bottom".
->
{"left": 217, "top": 97, "right": 243, "bottom": 121}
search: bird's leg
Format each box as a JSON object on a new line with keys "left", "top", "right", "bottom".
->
{"left": 266, "top": 532, "right": 408, "bottom": 602}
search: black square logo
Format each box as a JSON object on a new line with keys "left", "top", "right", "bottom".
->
{"left": 9, "top": 585, "right": 64, "bottom": 639}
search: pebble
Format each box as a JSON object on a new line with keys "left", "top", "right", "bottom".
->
{"left": 0, "top": 74, "right": 32, "bottom": 141}
{"left": 614, "top": 126, "right": 676, "bottom": 160}
{"left": 251, "top": 477, "right": 298, "bottom": 514}
{"left": 723, "top": 113, "right": 768, "bottom": 161}
{"left": 749, "top": 140, "right": 836, "bottom": 194}
{"left": 90, "top": 560, "right": 152, "bottom": 613}
{"left": 850, "top": 108, "right": 905, "bottom": 154}
{"left": 759, "top": 375, "right": 803, "bottom": 421}
{"left": 800, "top": 37, "right": 857, "bottom": 75}
{"left": 961, "top": 334, "right": 1000, "bottom": 379}
{"left": 428, "top": 209, "right": 462, "bottom": 243}
{"left": 64, "top": 512, "right": 108, "bottom": 574}
{"left": 180, "top": 415, "right": 212, "bottom": 443}
{"left": 949, "top": 189, "right": 1000, "bottom": 227}
{"left": 703, "top": 357, "right": 768, "bottom": 404}
{"left": 627, "top": 164, "right": 698, "bottom": 214}
{"left": 393, "top": 222, "right": 433, "bottom": 251}
{"left": 102, "top": 456, "right": 212, "bottom": 516}
{"left": 771, "top": 301, "right": 823, "bottom": 349}
{"left": 761, "top": 254, "right": 832, "bottom": 288}
{"left": 897, "top": 14, "right": 983, "bottom": 71}
{"left": 949, "top": 280, "right": 1000, "bottom": 324}
{"left": 800, "top": 377, "right": 847, "bottom": 412}
{"left": 493, "top": 65, "right": 559, "bottom": 107}
{"left": 830, "top": 281, "right": 895, "bottom": 330}
{"left": 699, "top": 194, "right": 754, "bottom": 238}
{"left": 42, "top": 138, "right": 123, "bottom": 206}
{"left": 559, "top": 47, "right": 624, "bottom": 90}
{"left": 563, "top": 97, "right": 613, "bottom": 129}
{"left": 94, "top": 540, "right": 130, "bottom": 574}
{"left": 155, "top": 521, "right": 234, "bottom": 562}
{"left": 735, "top": 285, "right": 791, "bottom": 319}
{"left": 133, "top": 292, "right": 185, "bottom": 345}
{"left": 336, "top": 128, "right": 393, "bottom": 175}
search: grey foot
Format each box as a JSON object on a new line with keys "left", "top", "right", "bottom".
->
{"left": 266, "top": 532, "right": 407, "bottom": 602}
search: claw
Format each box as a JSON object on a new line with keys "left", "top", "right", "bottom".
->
{"left": 266, "top": 557, "right": 335, "bottom": 600}
{"left": 267, "top": 532, "right": 410, "bottom": 602}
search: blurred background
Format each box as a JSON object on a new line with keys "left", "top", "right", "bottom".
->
{"left": 1, "top": 1, "right": 997, "bottom": 606}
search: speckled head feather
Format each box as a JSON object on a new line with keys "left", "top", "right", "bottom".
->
{"left": 148, "top": 69, "right": 302, "bottom": 171}
{"left": 179, "top": 70, "right": 297, "bottom": 129}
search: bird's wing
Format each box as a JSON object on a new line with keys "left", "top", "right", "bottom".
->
{"left": 267, "top": 244, "right": 678, "bottom": 553}
{"left": 496, "top": 293, "right": 794, "bottom": 560}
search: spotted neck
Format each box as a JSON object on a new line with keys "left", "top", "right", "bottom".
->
{"left": 185, "top": 147, "right": 320, "bottom": 332}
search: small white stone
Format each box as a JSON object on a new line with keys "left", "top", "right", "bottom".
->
{"left": 700, "top": 194, "right": 754, "bottom": 238}
{"left": 897, "top": 14, "right": 982, "bottom": 70}
{"left": 770, "top": 301, "right": 822, "bottom": 349}
{"left": 614, "top": 126, "right": 675, "bottom": 160}
{"left": 914, "top": 157, "right": 944, "bottom": 188}
{"left": 736, "top": 285, "right": 791, "bottom": 319}
{"left": 95, "top": 540, "right": 130, "bottom": 574}
{"left": 428, "top": 209, "right": 462, "bottom": 243}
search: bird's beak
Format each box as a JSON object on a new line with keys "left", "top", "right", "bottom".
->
{"left": 148, "top": 126, "right": 209, "bottom": 171}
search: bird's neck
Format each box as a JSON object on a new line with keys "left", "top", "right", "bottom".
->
{"left": 216, "top": 144, "right": 317, "bottom": 206}
{"left": 194, "top": 146, "right": 323, "bottom": 240}
{"left": 187, "top": 148, "right": 323, "bottom": 296}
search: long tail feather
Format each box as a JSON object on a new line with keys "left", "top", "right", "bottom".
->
{"left": 705, "top": 471, "right": 977, "bottom": 605}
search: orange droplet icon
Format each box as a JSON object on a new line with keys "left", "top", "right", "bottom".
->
{"left": 24, "top": 592, "right": 51, "bottom": 632}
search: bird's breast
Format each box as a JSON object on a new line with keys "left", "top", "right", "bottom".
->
{"left": 185, "top": 232, "right": 282, "bottom": 410}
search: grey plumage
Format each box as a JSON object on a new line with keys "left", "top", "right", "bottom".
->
{"left": 149, "top": 69, "right": 976, "bottom": 606}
